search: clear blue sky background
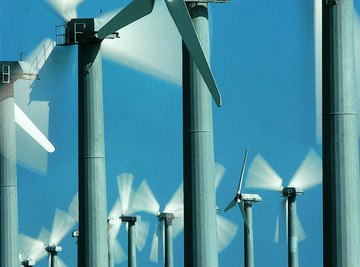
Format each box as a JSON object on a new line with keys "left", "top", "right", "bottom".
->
{"left": 1, "top": 0, "right": 359, "bottom": 266}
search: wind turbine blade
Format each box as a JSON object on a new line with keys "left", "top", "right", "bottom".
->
{"left": 164, "top": 182, "right": 183, "bottom": 215}
{"left": 37, "top": 227, "right": 51, "bottom": 245}
{"left": 216, "top": 215, "right": 239, "bottom": 253}
{"left": 45, "top": 0, "right": 83, "bottom": 21}
{"left": 57, "top": 257, "right": 67, "bottom": 267}
{"left": 19, "top": 234, "right": 47, "bottom": 262}
{"left": 237, "top": 148, "right": 249, "bottom": 194}
{"left": 14, "top": 103, "right": 55, "bottom": 153}
{"left": 67, "top": 193, "right": 78, "bottom": 222}
{"left": 133, "top": 180, "right": 160, "bottom": 215}
{"left": 274, "top": 215, "right": 280, "bottom": 243}
{"left": 314, "top": 0, "right": 322, "bottom": 144}
{"left": 294, "top": 211, "right": 306, "bottom": 242}
{"left": 274, "top": 199, "right": 287, "bottom": 243}
{"left": 117, "top": 173, "right": 135, "bottom": 214}
{"left": 49, "top": 209, "right": 76, "bottom": 245}
{"left": 109, "top": 198, "right": 121, "bottom": 219}
{"left": 238, "top": 202, "right": 250, "bottom": 234}
{"left": 245, "top": 154, "right": 283, "bottom": 191}
{"left": 288, "top": 148, "right": 322, "bottom": 191}
{"left": 164, "top": 0, "right": 222, "bottom": 107}
{"left": 97, "top": 0, "right": 155, "bottom": 39}
{"left": 224, "top": 199, "right": 236, "bottom": 212}
{"left": 149, "top": 222, "right": 161, "bottom": 263}
{"left": 113, "top": 239, "right": 127, "bottom": 264}
{"left": 214, "top": 162, "right": 225, "bottom": 191}
{"left": 135, "top": 220, "right": 150, "bottom": 252}
{"left": 172, "top": 216, "right": 184, "bottom": 239}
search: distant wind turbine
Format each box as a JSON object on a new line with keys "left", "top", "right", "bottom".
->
{"left": 245, "top": 148, "right": 322, "bottom": 267}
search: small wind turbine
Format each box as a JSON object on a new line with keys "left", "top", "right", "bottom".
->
{"left": 19, "top": 233, "right": 47, "bottom": 266}
{"left": 245, "top": 148, "right": 322, "bottom": 267}
{"left": 224, "top": 149, "right": 262, "bottom": 267}
{"left": 132, "top": 180, "right": 184, "bottom": 266}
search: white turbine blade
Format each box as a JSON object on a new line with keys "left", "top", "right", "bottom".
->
{"left": 245, "top": 154, "right": 283, "bottom": 191}
{"left": 117, "top": 173, "right": 135, "bottom": 214}
{"left": 314, "top": 0, "right": 322, "bottom": 144}
{"left": 238, "top": 202, "right": 250, "bottom": 233}
{"left": 164, "top": 0, "right": 222, "bottom": 107}
{"left": 102, "top": 0, "right": 182, "bottom": 85}
{"left": 149, "top": 222, "right": 161, "bottom": 263}
{"left": 109, "top": 198, "right": 121, "bottom": 219}
{"left": 133, "top": 180, "right": 160, "bottom": 215}
{"left": 67, "top": 193, "right": 78, "bottom": 222}
{"left": 108, "top": 219, "right": 122, "bottom": 242}
{"left": 37, "top": 227, "right": 51, "bottom": 245}
{"left": 214, "top": 163, "right": 226, "bottom": 191}
{"left": 274, "top": 215, "right": 280, "bottom": 243}
{"left": 45, "top": 0, "right": 83, "bottom": 21}
{"left": 57, "top": 257, "right": 67, "bottom": 267}
{"left": 216, "top": 215, "right": 239, "bottom": 253}
{"left": 172, "top": 216, "right": 184, "bottom": 239}
{"left": 224, "top": 198, "right": 236, "bottom": 213}
{"left": 289, "top": 149, "right": 322, "bottom": 191}
{"left": 164, "top": 182, "right": 183, "bottom": 215}
{"left": 14, "top": 103, "right": 55, "bottom": 153}
{"left": 50, "top": 209, "right": 76, "bottom": 245}
{"left": 295, "top": 211, "right": 306, "bottom": 242}
{"left": 113, "top": 239, "right": 127, "bottom": 264}
{"left": 135, "top": 220, "right": 150, "bottom": 252}
{"left": 19, "top": 234, "right": 47, "bottom": 262}
{"left": 97, "top": 0, "right": 155, "bottom": 39}
{"left": 274, "top": 199, "right": 287, "bottom": 243}
{"left": 237, "top": 148, "right": 249, "bottom": 194}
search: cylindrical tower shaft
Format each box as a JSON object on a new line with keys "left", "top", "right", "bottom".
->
{"left": 183, "top": 3, "right": 218, "bottom": 267}
{"left": 128, "top": 221, "right": 136, "bottom": 267}
{"left": 0, "top": 82, "right": 19, "bottom": 267}
{"left": 244, "top": 202, "right": 254, "bottom": 267}
{"left": 78, "top": 42, "right": 109, "bottom": 267}
{"left": 164, "top": 220, "right": 174, "bottom": 267}
{"left": 322, "top": 0, "right": 360, "bottom": 266}
{"left": 288, "top": 195, "right": 298, "bottom": 267}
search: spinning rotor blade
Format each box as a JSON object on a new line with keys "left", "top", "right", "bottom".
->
{"left": 19, "top": 234, "right": 47, "bottom": 263}
{"left": 117, "top": 173, "right": 135, "bottom": 214}
{"left": 164, "top": 0, "right": 222, "bottom": 107}
{"left": 294, "top": 211, "right": 306, "bottom": 242}
{"left": 67, "top": 193, "right": 78, "bottom": 222}
{"left": 37, "top": 228, "right": 51, "bottom": 245}
{"left": 149, "top": 221, "right": 162, "bottom": 263}
{"left": 238, "top": 202, "right": 250, "bottom": 233}
{"left": 288, "top": 148, "right": 322, "bottom": 191}
{"left": 57, "top": 257, "right": 67, "bottom": 267}
{"left": 164, "top": 182, "right": 183, "bottom": 216}
{"left": 172, "top": 216, "right": 184, "bottom": 239}
{"left": 113, "top": 238, "right": 127, "bottom": 264}
{"left": 215, "top": 162, "right": 225, "bottom": 191}
{"left": 97, "top": 0, "right": 155, "bottom": 39}
{"left": 216, "top": 215, "right": 239, "bottom": 253}
{"left": 45, "top": 0, "right": 83, "bottom": 21}
{"left": 135, "top": 220, "right": 150, "bottom": 252}
{"left": 274, "top": 198, "right": 287, "bottom": 243}
{"left": 49, "top": 209, "right": 76, "bottom": 245}
{"left": 133, "top": 180, "right": 160, "bottom": 215}
{"left": 224, "top": 198, "right": 236, "bottom": 212}
{"left": 237, "top": 148, "right": 249, "bottom": 194}
{"left": 14, "top": 103, "right": 55, "bottom": 153}
{"left": 109, "top": 198, "right": 121, "bottom": 219}
{"left": 246, "top": 154, "right": 283, "bottom": 191}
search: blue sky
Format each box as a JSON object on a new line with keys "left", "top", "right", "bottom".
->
{"left": 2, "top": 0, "right": 356, "bottom": 266}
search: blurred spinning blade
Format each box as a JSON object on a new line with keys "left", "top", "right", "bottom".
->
{"left": 216, "top": 215, "right": 239, "bottom": 253}
{"left": 215, "top": 162, "right": 226, "bottom": 191}
{"left": 57, "top": 257, "right": 67, "bottom": 267}
{"left": 67, "top": 193, "right": 78, "bottom": 222}
{"left": 135, "top": 219, "right": 150, "bottom": 252}
{"left": 164, "top": 182, "right": 184, "bottom": 216}
{"left": 245, "top": 154, "right": 283, "bottom": 191}
{"left": 149, "top": 221, "right": 162, "bottom": 263}
{"left": 117, "top": 173, "right": 136, "bottom": 214}
{"left": 45, "top": 0, "right": 84, "bottom": 21}
{"left": 133, "top": 180, "right": 160, "bottom": 215}
{"left": 19, "top": 233, "right": 47, "bottom": 263}
{"left": 49, "top": 208, "right": 76, "bottom": 246}
{"left": 288, "top": 148, "right": 322, "bottom": 191}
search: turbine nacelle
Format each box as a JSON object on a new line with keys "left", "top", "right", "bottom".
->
{"left": 121, "top": 215, "right": 140, "bottom": 223}
{"left": 45, "top": 245, "right": 62, "bottom": 254}
{"left": 239, "top": 193, "right": 262, "bottom": 203}
{"left": 21, "top": 259, "right": 36, "bottom": 267}
{"left": 281, "top": 187, "right": 304, "bottom": 197}
{"left": 158, "top": 212, "right": 175, "bottom": 226}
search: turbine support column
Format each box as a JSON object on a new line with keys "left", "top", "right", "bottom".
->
{"left": 78, "top": 41, "right": 109, "bottom": 267}
{"left": 183, "top": 2, "right": 218, "bottom": 267}
{"left": 322, "top": 0, "right": 360, "bottom": 265}
{"left": 128, "top": 221, "right": 136, "bottom": 267}
{"left": 160, "top": 213, "right": 175, "bottom": 267}
{"left": 244, "top": 202, "right": 254, "bottom": 267}
{"left": 287, "top": 195, "right": 299, "bottom": 267}
{"left": 0, "top": 81, "right": 19, "bottom": 267}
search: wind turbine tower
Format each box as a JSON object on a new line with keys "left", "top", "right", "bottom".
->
{"left": 159, "top": 212, "right": 175, "bottom": 267}
{"left": 322, "top": 0, "right": 360, "bottom": 265}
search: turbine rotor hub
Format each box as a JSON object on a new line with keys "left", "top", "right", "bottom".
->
{"left": 45, "top": 245, "right": 62, "bottom": 254}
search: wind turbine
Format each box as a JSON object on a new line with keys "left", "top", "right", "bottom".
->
{"left": 245, "top": 148, "right": 322, "bottom": 267}
{"left": 132, "top": 180, "right": 184, "bottom": 267}
{"left": 224, "top": 149, "right": 262, "bottom": 267}
{"left": 0, "top": 42, "right": 56, "bottom": 266}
